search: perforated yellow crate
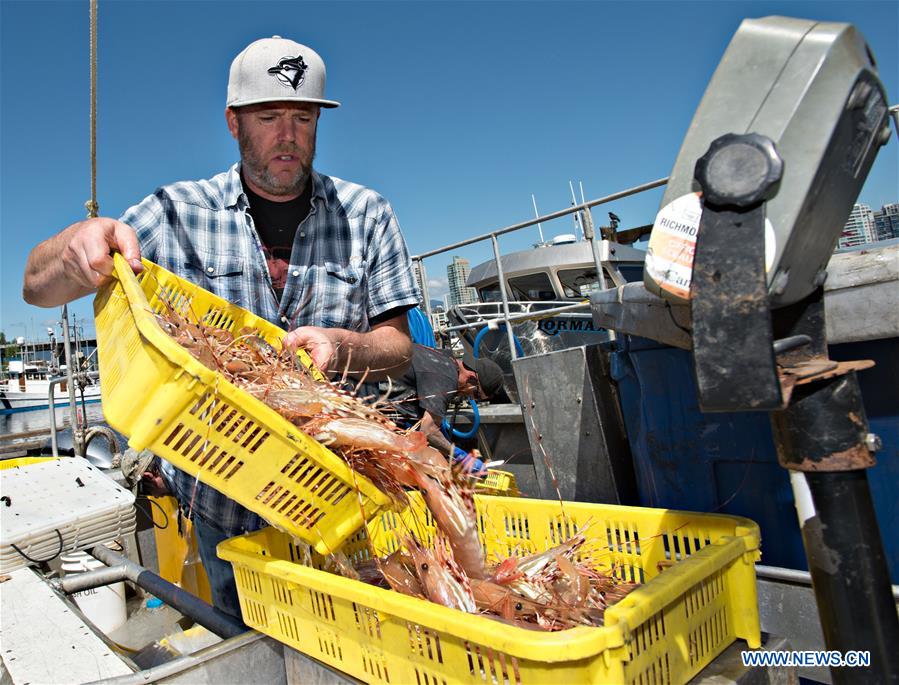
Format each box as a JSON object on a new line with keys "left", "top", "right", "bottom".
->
{"left": 475, "top": 469, "right": 520, "bottom": 496}
{"left": 94, "top": 254, "right": 393, "bottom": 555}
{"left": 219, "top": 494, "right": 761, "bottom": 685}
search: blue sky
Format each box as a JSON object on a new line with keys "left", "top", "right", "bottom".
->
{"left": 1, "top": 0, "right": 896, "bottom": 340}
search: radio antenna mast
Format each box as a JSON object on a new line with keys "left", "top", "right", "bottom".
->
{"left": 531, "top": 194, "right": 546, "bottom": 244}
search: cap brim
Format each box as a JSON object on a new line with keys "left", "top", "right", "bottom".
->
{"left": 228, "top": 96, "right": 340, "bottom": 109}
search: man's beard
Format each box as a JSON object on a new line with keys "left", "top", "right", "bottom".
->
{"left": 237, "top": 127, "right": 315, "bottom": 198}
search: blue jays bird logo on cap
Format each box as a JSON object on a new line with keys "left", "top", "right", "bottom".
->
{"left": 267, "top": 55, "right": 308, "bottom": 90}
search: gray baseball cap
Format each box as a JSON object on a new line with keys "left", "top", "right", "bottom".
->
{"left": 227, "top": 36, "right": 340, "bottom": 109}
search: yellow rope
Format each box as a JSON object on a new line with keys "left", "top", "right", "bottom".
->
{"left": 85, "top": 0, "right": 99, "bottom": 219}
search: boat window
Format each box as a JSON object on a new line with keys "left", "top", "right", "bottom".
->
{"left": 558, "top": 268, "right": 602, "bottom": 297}
{"left": 477, "top": 284, "right": 504, "bottom": 302}
{"left": 507, "top": 272, "right": 557, "bottom": 301}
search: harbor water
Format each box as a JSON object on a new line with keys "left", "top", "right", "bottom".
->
{"left": 1, "top": 402, "right": 104, "bottom": 435}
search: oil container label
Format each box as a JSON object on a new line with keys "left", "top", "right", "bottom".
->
{"left": 645, "top": 192, "right": 702, "bottom": 301}
{"left": 645, "top": 192, "right": 775, "bottom": 300}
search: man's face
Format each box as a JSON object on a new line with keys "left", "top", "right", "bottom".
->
{"left": 226, "top": 101, "right": 319, "bottom": 200}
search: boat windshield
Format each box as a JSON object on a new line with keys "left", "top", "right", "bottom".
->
{"left": 558, "top": 268, "right": 602, "bottom": 297}
{"left": 478, "top": 285, "right": 504, "bottom": 302}
{"left": 558, "top": 265, "right": 644, "bottom": 296}
{"left": 507, "top": 273, "right": 557, "bottom": 301}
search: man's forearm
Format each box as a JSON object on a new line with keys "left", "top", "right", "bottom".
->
{"left": 330, "top": 325, "right": 412, "bottom": 380}
{"left": 23, "top": 223, "right": 96, "bottom": 306}
{"left": 421, "top": 412, "right": 454, "bottom": 456}
{"left": 426, "top": 429, "right": 454, "bottom": 456}
{"left": 23, "top": 217, "right": 142, "bottom": 307}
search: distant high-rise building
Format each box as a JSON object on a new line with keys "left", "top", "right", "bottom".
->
{"left": 838, "top": 203, "right": 877, "bottom": 248}
{"left": 432, "top": 309, "right": 448, "bottom": 330}
{"left": 411, "top": 261, "right": 429, "bottom": 306}
{"left": 873, "top": 203, "right": 899, "bottom": 241}
{"left": 446, "top": 256, "right": 478, "bottom": 306}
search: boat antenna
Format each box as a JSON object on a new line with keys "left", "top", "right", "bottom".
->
{"left": 568, "top": 181, "right": 584, "bottom": 240}
{"left": 530, "top": 194, "right": 546, "bottom": 245}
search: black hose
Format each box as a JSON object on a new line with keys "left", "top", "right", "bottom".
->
{"left": 133, "top": 496, "right": 170, "bottom": 529}
{"left": 90, "top": 545, "right": 246, "bottom": 639}
{"left": 11, "top": 529, "right": 64, "bottom": 564}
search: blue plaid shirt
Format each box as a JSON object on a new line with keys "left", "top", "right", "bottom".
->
{"left": 120, "top": 163, "right": 420, "bottom": 534}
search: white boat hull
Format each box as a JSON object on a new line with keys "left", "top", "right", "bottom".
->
{"left": 0, "top": 383, "right": 102, "bottom": 414}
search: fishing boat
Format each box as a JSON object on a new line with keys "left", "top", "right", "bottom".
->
{"left": 0, "top": 327, "right": 101, "bottom": 414}
{"left": 449, "top": 226, "right": 646, "bottom": 400}
{"left": 0, "top": 359, "right": 101, "bottom": 413}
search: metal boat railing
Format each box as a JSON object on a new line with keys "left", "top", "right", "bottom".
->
{"left": 440, "top": 301, "right": 593, "bottom": 335}
{"left": 46, "top": 370, "right": 111, "bottom": 458}
{"left": 412, "top": 177, "right": 668, "bottom": 358}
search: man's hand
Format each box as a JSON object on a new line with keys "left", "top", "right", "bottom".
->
{"left": 23, "top": 217, "right": 143, "bottom": 306}
{"left": 284, "top": 325, "right": 342, "bottom": 373}
{"left": 140, "top": 470, "right": 172, "bottom": 498}
{"left": 62, "top": 218, "right": 143, "bottom": 289}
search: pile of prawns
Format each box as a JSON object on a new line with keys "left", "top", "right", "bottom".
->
{"left": 159, "top": 306, "right": 637, "bottom": 630}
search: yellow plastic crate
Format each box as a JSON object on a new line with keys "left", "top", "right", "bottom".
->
{"left": 219, "top": 494, "right": 761, "bottom": 685}
{"left": 475, "top": 469, "right": 520, "bottom": 496}
{"left": 0, "top": 457, "right": 58, "bottom": 470}
{"left": 94, "top": 254, "right": 393, "bottom": 555}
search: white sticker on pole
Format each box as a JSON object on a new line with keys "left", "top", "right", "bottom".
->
{"left": 645, "top": 192, "right": 776, "bottom": 301}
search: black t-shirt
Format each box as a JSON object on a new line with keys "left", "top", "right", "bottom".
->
{"left": 242, "top": 174, "right": 312, "bottom": 301}
{"left": 381, "top": 344, "right": 459, "bottom": 425}
{"left": 242, "top": 173, "right": 411, "bottom": 325}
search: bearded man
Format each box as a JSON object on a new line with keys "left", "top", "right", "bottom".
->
{"left": 23, "top": 37, "right": 420, "bottom": 621}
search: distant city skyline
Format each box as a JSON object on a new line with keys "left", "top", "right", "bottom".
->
{"left": 839, "top": 201, "right": 899, "bottom": 248}
{"left": 874, "top": 203, "right": 899, "bottom": 242}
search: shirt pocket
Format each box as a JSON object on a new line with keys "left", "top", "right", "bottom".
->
{"left": 317, "top": 261, "right": 366, "bottom": 328}
{"left": 183, "top": 253, "right": 246, "bottom": 300}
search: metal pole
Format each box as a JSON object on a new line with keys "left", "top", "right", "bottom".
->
{"left": 755, "top": 564, "right": 899, "bottom": 600}
{"left": 60, "top": 306, "right": 83, "bottom": 456}
{"left": 772, "top": 373, "right": 899, "bottom": 684}
{"left": 791, "top": 469, "right": 899, "bottom": 684}
{"left": 490, "top": 234, "right": 518, "bottom": 360}
{"left": 416, "top": 258, "right": 432, "bottom": 323}
{"left": 413, "top": 177, "right": 669, "bottom": 260}
{"left": 580, "top": 209, "right": 617, "bottom": 343}
{"left": 47, "top": 377, "right": 66, "bottom": 457}
{"left": 579, "top": 181, "right": 594, "bottom": 234}
{"left": 569, "top": 181, "right": 584, "bottom": 239}
{"left": 54, "top": 565, "right": 130, "bottom": 594}
{"left": 84, "top": 632, "right": 271, "bottom": 685}
{"left": 889, "top": 104, "right": 899, "bottom": 143}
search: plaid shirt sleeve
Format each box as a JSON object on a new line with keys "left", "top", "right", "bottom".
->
{"left": 119, "top": 190, "right": 167, "bottom": 262}
{"left": 365, "top": 199, "right": 421, "bottom": 320}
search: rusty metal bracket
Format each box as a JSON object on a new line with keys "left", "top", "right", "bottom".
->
{"left": 771, "top": 371, "right": 876, "bottom": 472}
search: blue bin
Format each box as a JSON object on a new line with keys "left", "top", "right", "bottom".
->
{"left": 611, "top": 335, "right": 898, "bottom": 581}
